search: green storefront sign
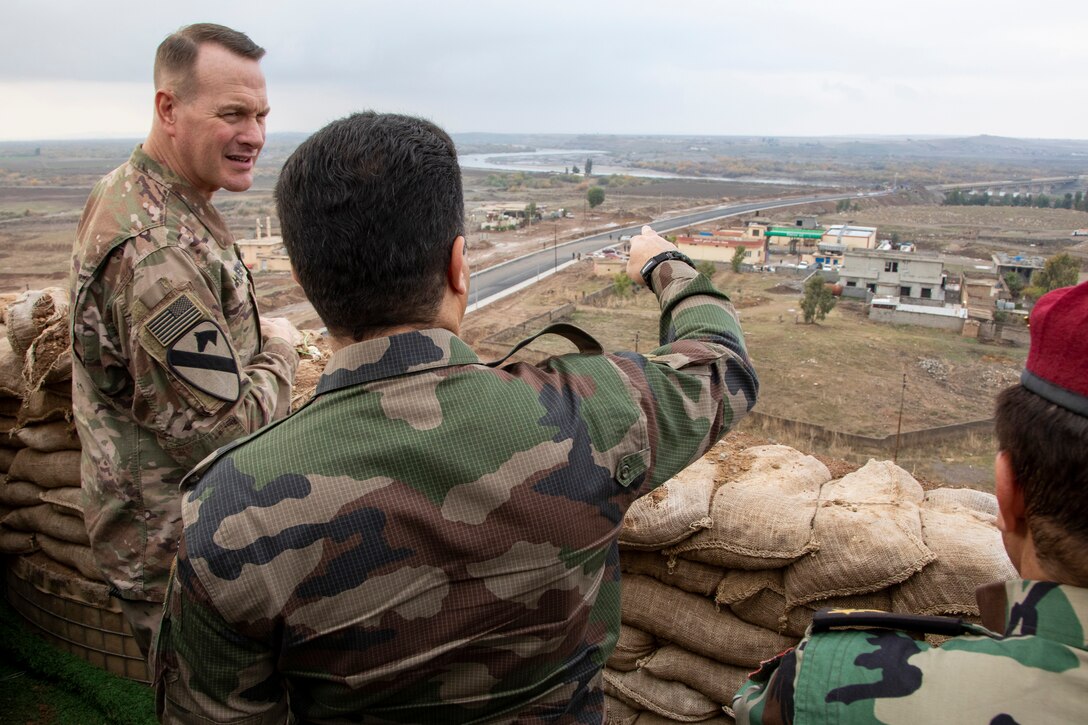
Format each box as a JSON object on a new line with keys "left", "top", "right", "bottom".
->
{"left": 764, "top": 227, "right": 824, "bottom": 239}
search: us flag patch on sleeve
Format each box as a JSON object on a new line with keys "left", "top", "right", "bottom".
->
{"left": 146, "top": 293, "right": 241, "bottom": 402}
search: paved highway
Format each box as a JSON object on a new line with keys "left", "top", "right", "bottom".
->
{"left": 468, "top": 191, "right": 868, "bottom": 310}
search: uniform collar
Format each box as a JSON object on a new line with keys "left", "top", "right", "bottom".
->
{"left": 316, "top": 328, "right": 480, "bottom": 396}
{"left": 978, "top": 580, "right": 1088, "bottom": 650}
{"left": 129, "top": 145, "right": 233, "bottom": 247}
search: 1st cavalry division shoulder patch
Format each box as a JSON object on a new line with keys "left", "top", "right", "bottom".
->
{"left": 147, "top": 293, "right": 241, "bottom": 402}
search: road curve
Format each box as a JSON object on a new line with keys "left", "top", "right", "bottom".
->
{"left": 468, "top": 191, "right": 868, "bottom": 310}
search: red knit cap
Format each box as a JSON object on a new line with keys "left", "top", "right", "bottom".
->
{"left": 1021, "top": 280, "right": 1088, "bottom": 417}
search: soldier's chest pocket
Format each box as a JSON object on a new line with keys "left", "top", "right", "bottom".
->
{"left": 219, "top": 258, "right": 258, "bottom": 336}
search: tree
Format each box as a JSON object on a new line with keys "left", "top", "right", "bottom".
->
{"left": 696, "top": 260, "right": 717, "bottom": 279}
{"left": 731, "top": 246, "right": 747, "bottom": 273}
{"left": 525, "top": 201, "right": 537, "bottom": 221}
{"left": 572, "top": 164, "right": 580, "bottom": 175}
{"left": 587, "top": 186, "right": 605, "bottom": 208}
{"left": 613, "top": 272, "right": 633, "bottom": 297}
{"left": 800, "top": 275, "right": 836, "bottom": 324}
{"left": 1031, "top": 253, "right": 1080, "bottom": 294}
{"left": 1003, "top": 271, "right": 1025, "bottom": 300}
{"left": 585, "top": 158, "right": 593, "bottom": 176}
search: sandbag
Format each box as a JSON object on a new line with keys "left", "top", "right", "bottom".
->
{"left": 14, "top": 420, "right": 81, "bottom": 452}
{"left": 23, "top": 318, "right": 72, "bottom": 389}
{"left": 635, "top": 712, "right": 733, "bottom": 725}
{"left": 37, "top": 534, "right": 101, "bottom": 582}
{"left": 621, "top": 575, "right": 795, "bottom": 668}
{"left": 923, "top": 487, "right": 999, "bottom": 520}
{"left": 621, "top": 550, "right": 725, "bottom": 597}
{"left": 18, "top": 388, "right": 71, "bottom": 426}
{"left": 39, "top": 486, "right": 84, "bottom": 518}
{"left": 621, "top": 458, "right": 717, "bottom": 550}
{"left": 3, "top": 503, "right": 90, "bottom": 545}
{"left": 785, "top": 460, "right": 934, "bottom": 606}
{"left": 605, "top": 694, "right": 641, "bottom": 725}
{"left": 4, "top": 287, "right": 68, "bottom": 359}
{"left": 0, "top": 397, "right": 20, "bottom": 417}
{"left": 0, "top": 336, "right": 25, "bottom": 398}
{"left": 0, "top": 478, "right": 47, "bottom": 508}
{"left": 892, "top": 499, "right": 1016, "bottom": 617}
{"left": 666, "top": 446, "right": 828, "bottom": 570}
{"left": 0, "top": 527, "right": 37, "bottom": 554}
{"left": 641, "top": 644, "right": 751, "bottom": 711}
{"left": 604, "top": 667, "right": 721, "bottom": 723}
{"left": 608, "top": 624, "right": 658, "bottom": 672}
{"left": 8, "top": 448, "right": 81, "bottom": 488}
{"left": 0, "top": 445, "right": 16, "bottom": 472}
{"left": 718, "top": 568, "right": 893, "bottom": 638}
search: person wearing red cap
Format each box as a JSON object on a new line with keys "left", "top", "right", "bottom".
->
{"left": 734, "top": 281, "right": 1088, "bottom": 724}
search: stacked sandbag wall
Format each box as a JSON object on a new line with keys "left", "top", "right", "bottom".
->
{"left": 604, "top": 444, "right": 1016, "bottom": 724}
{"left": 0, "top": 289, "right": 149, "bottom": 681}
{"left": 0, "top": 288, "right": 92, "bottom": 573}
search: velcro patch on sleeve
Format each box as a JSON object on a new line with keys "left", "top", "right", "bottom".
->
{"left": 166, "top": 318, "right": 240, "bottom": 402}
{"left": 146, "top": 293, "right": 204, "bottom": 348}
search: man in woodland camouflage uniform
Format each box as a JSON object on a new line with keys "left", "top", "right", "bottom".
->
{"left": 734, "top": 281, "right": 1088, "bottom": 724}
{"left": 152, "top": 112, "right": 759, "bottom": 722}
{"left": 69, "top": 23, "right": 299, "bottom": 656}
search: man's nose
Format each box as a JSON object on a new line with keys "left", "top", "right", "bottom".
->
{"left": 237, "top": 116, "right": 265, "bottom": 149}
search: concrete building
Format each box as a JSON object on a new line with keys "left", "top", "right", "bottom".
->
{"left": 839, "top": 249, "right": 945, "bottom": 301}
{"left": 822, "top": 224, "right": 877, "bottom": 250}
{"left": 470, "top": 202, "right": 544, "bottom": 231}
{"left": 993, "top": 252, "right": 1045, "bottom": 285}
{"left": 235, "top": 217, "right": 291, "bottom": 273}
{"left": 961, "top": 273, "right": 1002, "bottom": 321}
{"left": 676, "top": 232, "right": 767, "bottom": 266}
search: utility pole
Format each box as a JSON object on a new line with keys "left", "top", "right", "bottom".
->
{"left": 893, "top": 373, "right": 907, "bottom": 463}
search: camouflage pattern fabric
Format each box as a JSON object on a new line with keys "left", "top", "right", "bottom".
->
{"left": 70, "top": 146, "right": 298, "bottom": 604}
{"left": 734, "top": 580, "right": 1088, "bottom": 724}
{"left": 153, "top": 263, "right": 759, "bottom": 723}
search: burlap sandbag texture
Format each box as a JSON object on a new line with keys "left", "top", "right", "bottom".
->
{"left": 665, "top": 446, "right": 829, "bottom": 570}
{"left": 4, "top": 287, "right": 68, "bottom": 360}
{"left": 620, "top": 458, "right": 717, "bottom": 550}
{"left": 8, "top": 448, "right": 81, "bottom": 488}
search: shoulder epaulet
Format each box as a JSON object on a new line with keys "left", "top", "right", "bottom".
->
{"left": 811, "top": 608, "right": 981, "bottom": 637}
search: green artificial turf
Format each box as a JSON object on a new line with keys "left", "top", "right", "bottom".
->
{"left": 0, "top": 597, "right": 156, "bottom": 725}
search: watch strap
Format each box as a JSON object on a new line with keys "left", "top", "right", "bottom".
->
{"left": 640, "top": 250, "right": 696, "bottom": 293}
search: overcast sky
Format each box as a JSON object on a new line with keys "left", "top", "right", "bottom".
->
{"left": 3, "top": 0, "right": 1086, "bottom": 142}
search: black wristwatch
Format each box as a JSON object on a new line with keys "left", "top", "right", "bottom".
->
{"left": 639, "top": 250, "right": 696, "bottom": 293}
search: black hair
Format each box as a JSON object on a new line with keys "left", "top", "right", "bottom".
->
{"left": 275, "top": 112, "right": 464, "bottom": 339}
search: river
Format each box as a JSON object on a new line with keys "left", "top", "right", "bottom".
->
{"left": 457, "top": 148, "right": 820, "bottom": 186}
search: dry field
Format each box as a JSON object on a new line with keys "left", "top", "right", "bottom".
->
{"left": 458, "top": 263, "right": 1026, "bottom": 488}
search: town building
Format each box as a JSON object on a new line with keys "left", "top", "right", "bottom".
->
{"left": 470, "top": 202, "right": 544, "bottom": 231}
{"left": 993, "top": 252, "right": 1045, "bottom": 285}
{"left": 235, "top": 217, "right": 291, "bottom": 273}
{"left": 675, "top": 231, "right": 767, "bottom": 266}
{"left": 822, "top": 224, "right": 877, "bottom": 250}
{"left": 839, "top": 249, "right": 945, "bottom": 301}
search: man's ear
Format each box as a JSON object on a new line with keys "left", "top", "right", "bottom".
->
{"left": 447, "top": 236, "right": 468, "bottom": 296}
{"left": 154, "top": 90, "right": 179, "bottom": 136}
{"left": 995, "top": 450, "right": 1026, "bottom": 535}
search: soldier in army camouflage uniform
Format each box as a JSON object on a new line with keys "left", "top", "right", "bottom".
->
{"left": 151, "top": 112, "right": 759, "bottom": 723}
{"left": 734, "top": 280, "right": 1088, "bottom": 724}
{"left": 70, "top": 24, "right": 299, "bottom": 656}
